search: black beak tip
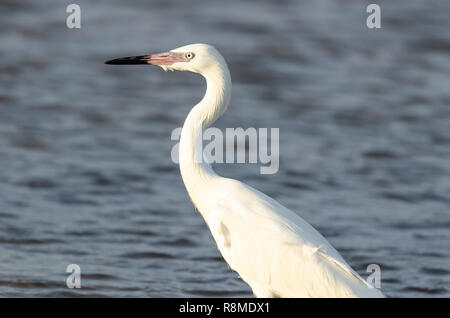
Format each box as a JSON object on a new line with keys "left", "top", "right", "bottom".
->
{"left": 105, "top": 59, "right": 120, "bottom": 65}
{"left": 104, "top": 56, "right": 148, "bottom": 65}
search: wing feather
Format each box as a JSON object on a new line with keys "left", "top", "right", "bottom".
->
{"left": 203, "top": 179, "right": 383, "bottom": 297}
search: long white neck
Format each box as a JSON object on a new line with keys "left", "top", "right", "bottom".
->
{"left": 179, "top": 64, "right": 232, "bottom": 213}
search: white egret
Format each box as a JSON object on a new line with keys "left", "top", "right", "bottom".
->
{"left": 105, "top": 44, "right": 385, "bottom": 298}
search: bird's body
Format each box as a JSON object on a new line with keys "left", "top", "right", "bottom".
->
{"left": 106, "top": 44, "right": 384, "bottom": 298}
{"left": 204, "top": 178, "right": 382, "bottom": 297}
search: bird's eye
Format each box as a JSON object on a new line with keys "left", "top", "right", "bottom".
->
{"left": 185, "top": 52, "right": 195, "bottom": 60}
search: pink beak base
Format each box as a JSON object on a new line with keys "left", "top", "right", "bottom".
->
{"left": 105, "top": 52, "right": 186, "bottom": 65}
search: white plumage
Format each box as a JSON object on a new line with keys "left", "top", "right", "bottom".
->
{"left": 106, "top": 43, "right": 385, "bottom": 298}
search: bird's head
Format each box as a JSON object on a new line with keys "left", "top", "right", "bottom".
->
{"left": 105, "top": 43, "right": 226, "bottom": 75}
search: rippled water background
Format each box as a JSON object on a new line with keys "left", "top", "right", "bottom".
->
{"left": 0, "top": 0, "right": 449, "bottom": 297}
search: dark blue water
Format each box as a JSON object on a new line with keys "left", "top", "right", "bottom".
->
{"left": 0, "top": 0, "right": 449, "bottom": 297}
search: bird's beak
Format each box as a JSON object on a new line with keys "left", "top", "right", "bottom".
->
{"left": 105, "top": 52, "right": 186, "bottom": 65}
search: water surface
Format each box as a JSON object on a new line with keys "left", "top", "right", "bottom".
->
{"left": 0, "top": 0, "right": 449, "bottom": 297}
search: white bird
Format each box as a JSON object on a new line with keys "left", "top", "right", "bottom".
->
{"left": 106, "top": 44, "right": 385, "bottom": 298}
